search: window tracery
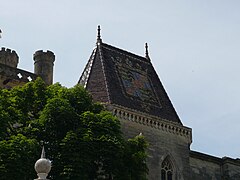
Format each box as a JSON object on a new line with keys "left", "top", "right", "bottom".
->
{"left": 161, "top": 156, "right": 174, "bottom": 180}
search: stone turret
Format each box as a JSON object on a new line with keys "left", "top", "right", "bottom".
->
{"left": 33, "top": 50, "right": 55, "bottom": 85}
{"left": 0, "top": 47, "right": 19, "bottom": 68}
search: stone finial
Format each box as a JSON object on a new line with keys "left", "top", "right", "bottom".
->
{"left": 97, "top": 25, "right": 102, "bottom": 44}
{"left": 0, "top": 29, "right": 2, "bottom": 38}
{"left": 145, "top": 43, "right": 150, "bottom": 60}
{"left": 34, "top": 146, "right": 51, "bottom": 180}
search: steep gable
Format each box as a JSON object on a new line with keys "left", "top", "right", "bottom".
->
{"left": 79, "top": 31, "right": 181, "bottom": 124}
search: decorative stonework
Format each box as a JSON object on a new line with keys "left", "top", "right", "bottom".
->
{"left": 108, "top": 104, "right": 192, "bottom": 143}
{"left": 0, "top": 63, "right": 38, "bottom": 88}
{"left": 79, "top": 48, "right": 97, "bottom": 87}
{"left": 0, "top": 64, "right": 37, "bottom": 81}
{"left": 161, "top": 156, "right": 174, "bottom": 180}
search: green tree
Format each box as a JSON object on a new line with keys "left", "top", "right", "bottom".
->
{"left": 0, "top": 78, "right": 148, "bottom": 179}
{"left": 0, "top": 134, "right": 39, "bottom": 179}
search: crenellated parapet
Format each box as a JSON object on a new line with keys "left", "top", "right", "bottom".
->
{"left": 107, "top": 104, "right": 192, "bottom": 144}
{"left": 0, "top": 48, "right": 55, "bottom": 87}
{"left": 0, "top": 47, "right": 19, "bottom": 68}
{"left": 34, "top": 50, "right": 55, "bottom": 62}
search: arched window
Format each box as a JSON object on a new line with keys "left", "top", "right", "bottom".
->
{"left": 161, "top": 156, "right": 174, "bottom": 180}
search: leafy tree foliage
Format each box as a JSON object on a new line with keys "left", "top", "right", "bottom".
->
{"left": 0, "top": 78, "right": 148, "bottom": 180}
{"left": 0, "top": 134, "right": 39, "bottom": 179}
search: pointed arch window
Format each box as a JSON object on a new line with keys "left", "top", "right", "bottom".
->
{"left": 161, "top": 156, "right": 174, "bottom": 180}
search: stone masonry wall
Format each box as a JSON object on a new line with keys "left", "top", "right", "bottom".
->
{"left": 121, "top": 120, "right": 190, "bottom": 180}
{"left": 189, "top": 155, "right": 222, "bottom": 180}
{"left": 109, "top": 105, "right": 192, "bottom": 180}
{"left": 190, "top": 151, "right": 240, "bottom": 180}
{"left": 222, "top": 161, "right": 240, "bottom": 180}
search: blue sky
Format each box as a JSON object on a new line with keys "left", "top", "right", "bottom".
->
{"left": 1, "top": 0, "right": 240, "bottom": 158}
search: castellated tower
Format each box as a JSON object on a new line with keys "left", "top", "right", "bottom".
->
{"left": 0, "top": 47, "right": 19, "bottom": 68}
{"left": 33, "top": 50, "right": 55, "bottom": 85}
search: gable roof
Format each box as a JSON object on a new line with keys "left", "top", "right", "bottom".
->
{"left": 79, "top": 39, "right": 181, "bottom": 124}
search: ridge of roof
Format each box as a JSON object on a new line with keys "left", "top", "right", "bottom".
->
{"left": 100, "top": 42, "right": 151, "bottom": 63}
{"left": 97, "top": 43, "right": 111, "bottom": 103}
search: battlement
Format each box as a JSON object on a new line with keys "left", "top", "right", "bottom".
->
{"left": 33, "top": 50, "right": 55, "bottom": 63}
{"left": 0, "top": 47, "right": 17, "bottom": 54}
{"left": 0, "top": 47, "right": 19, "bottom": 68}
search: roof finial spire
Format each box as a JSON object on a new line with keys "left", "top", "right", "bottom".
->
{"left": 145, "top": 43, "right": 150, "bottom": 60}
{"left": 97, "top": 25, "right": 102, "bottom": 44}
{"left": 41, "top": 146, "right": 46, "bottom": 159}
